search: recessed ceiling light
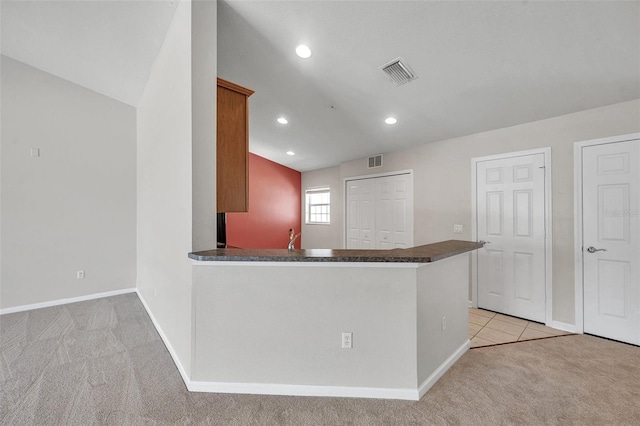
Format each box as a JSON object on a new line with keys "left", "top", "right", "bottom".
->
{"left": 286, "top": 151, "right": 295, "bottom": 156}
{"left": 277, "top": 117, "right": 288, "bottom": 124}
{"left": 295, "top": 45, "right": 312, "bottom": 59}
{"left": 385, "top": 117, "right": 398, "bottom": 125}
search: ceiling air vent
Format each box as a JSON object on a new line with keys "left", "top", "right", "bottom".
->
{"left": 368, "top": 154, "right": 383, "bottom": 169}
{"left": 380, "top": 57, "right": 418, "bottom": 86}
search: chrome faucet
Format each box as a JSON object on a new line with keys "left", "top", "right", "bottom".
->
{"left": 288, "top": 228, "right": 301, "bottom": 250}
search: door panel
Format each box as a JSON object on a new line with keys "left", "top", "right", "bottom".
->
{"left": 376, "top": 177, "right": 393, "bottom": 248}
{"left": 477, "top": 153, "right": 546, "bottom": 322}
{"left": 514, "top": 190, "right": 532, "bottom": 237}
{"left": 583, "top": 139, "right": 639, "bottom": 345}
{"left": 486, "top": 192, "right": 504, "bottom": 236}
{"left": 393, "top": 177, "right": 412, "bottom": 248}
{"left": 486, "top": 249, "right": 504, "bottom": 296}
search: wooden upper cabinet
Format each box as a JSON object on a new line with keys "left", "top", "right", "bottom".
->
{"left": 217, "top": 78, "right": 254, "bottom": 212}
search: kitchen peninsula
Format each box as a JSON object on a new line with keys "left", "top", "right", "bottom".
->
{"left": 188, "top": 240, "right": 481, "bottom": 401}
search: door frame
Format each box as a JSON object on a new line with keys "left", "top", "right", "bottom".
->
{"left": 343, "top": 169, "right": 414, "bottom": 249}
{"left": 573, "top": 133, "right": 640, "bottom": 334}
{"left": 471, "top": 147, "right": 553, "bottom": 326}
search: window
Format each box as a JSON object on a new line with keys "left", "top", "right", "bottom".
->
{"left": 305, "top": 187, "right": 330, "bottom": 224}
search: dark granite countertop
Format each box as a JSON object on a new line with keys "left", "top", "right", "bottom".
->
{"left": 188, "top": 240, "right": 483, "bottom": 263}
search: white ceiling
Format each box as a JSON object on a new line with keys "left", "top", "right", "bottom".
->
{"left": 1, "top": 0, "right": 178, "bottom": 106}
{"left": 2, "top": 1, "right": 638, "bottom": 171}
{"left": 218, "top": 0, "right": 640, "bottom": 171}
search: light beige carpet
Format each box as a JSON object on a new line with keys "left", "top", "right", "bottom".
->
{"left": 1, "top": 293, "right": 639, "bottom": 425}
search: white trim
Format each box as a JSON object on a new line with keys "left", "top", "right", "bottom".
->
{"left": 573, "top": 142, "right": 585, "bottom": 334}
{"left": 305, "top": 186, "right": 331, "bottom": 192}
{"left": 136, "top": 290, "right": 191, "bottom": 390}
{"left": 417, "top": 340, "right": 469, "bottom": 399}
{"left": 573, "top": 133, "right": 640, "bottom": 335}
{"left": 188, "top": 340, "right": 469, "bottom": 401}
{"left": 188, "top": 380, "right": 419, "bottom": 401}
{"left": 343, "top": 169, "right": 414, "bottom": 249}
{"left": 549, "top": 321, "right": 577, "bottom": 334}
{"left": 0, "top": 284, "right": 467, "bottom": 401}
{"left": 543, "top": 149, "right": 554, "bottom": 327}
{"left": 136, "top": 289, "right": 192, "bottom": 389}
{"left": 471, "top": 147, "right": 553, "bottom": 325}
{"left": 471, "top": 166, "right": 478, "bottom": 308}
{"left": 343, "top": 168, "right": 414, "bottom": 183}
{"left": 305, "top": 187, "right": 331, "bottom": 225}
{"left": 0, "top": 287, "right": 136, "bottom": 315}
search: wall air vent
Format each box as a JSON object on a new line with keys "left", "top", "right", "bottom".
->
{"left": 368, "top": 154, "right": 383, "bottom": 169}
{"left": 380, "top": 57, "right": 418, "bottom": 86}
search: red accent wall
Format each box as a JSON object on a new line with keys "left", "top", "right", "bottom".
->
{"left": 226, "top": 153, "right": 301, "bottom": 249}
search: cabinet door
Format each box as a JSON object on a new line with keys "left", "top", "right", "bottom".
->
{"left": 217, "top": 79, "right": 253, "bottom": 212}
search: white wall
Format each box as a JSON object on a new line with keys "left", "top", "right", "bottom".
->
{"left": 0, "top": 55, "right": 137, "bottom": 309}
{"left": 301, "top": 165, "right": 343, "bottom": 249}
{"left": 302, "top": 100, "right": 640, "bottom": 324}
{"left": 191, "top": 0, "right": 217, "bottom": 251}
{"left": 136, "top": 0, "right": 194, "bottom": 375}
{"left": 136, "top": 0, "right": 217, "bottom": 378}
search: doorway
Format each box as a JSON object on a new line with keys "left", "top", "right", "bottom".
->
{"left": 472, "top": 148, "right": 552, "bottom": 324}
{"left": 345, "top": 171, "right": 413, "bottom": 249}
{"left": 575, "top": 134, "right": 640, "bottom": 345}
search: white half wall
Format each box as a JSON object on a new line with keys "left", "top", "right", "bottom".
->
{"left": 136, "top": 0, "right": 194, "bottom": 376}
{"left": 302, "top": 99, "right": 640, "bottom": 324}
{"left": 193, "top": 263, "right": 418, "bottom": 388}
{"left": 0, "top": 55, "right": 137, "bottom": 309}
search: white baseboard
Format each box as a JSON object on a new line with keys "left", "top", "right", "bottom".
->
{"left": 137, "top": 290, "right": 422, "bottom": 400}
{"left": 548, "top": 320, "right": 578, "bottom": 334}
{"left": 188, "top": 380, "right": 419, "bottom": 400}
{"left": 188, "top": 339, "right": 470, "bottom": 401}
{"left": 0, "top": 287, "right": 137, "bottom": 315}
{"left": 135, "top": 290, "right": 192, "bottom": 390}
{"left": 1, "top": 286, "right": 469, "bottom": 401}
{"left": 417, "top": 339, "right": 470, "bottom": 400}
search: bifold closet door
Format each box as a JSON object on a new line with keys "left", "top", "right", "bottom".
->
{"left": 346, "top": 173, "right": 413, "bottom": 249}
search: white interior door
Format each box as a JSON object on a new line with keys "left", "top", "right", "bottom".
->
{"left": 346, "top": 172, "right": 413, "bottom": 249}
{"left": 582, "top": 139, "right": 640, "bottom": 345}
{"left": 375, "top": 174, "right": 412, "bottom": 249}
{"left": 476, "top": 153, "right": 546, "bottom": 322}
{"left": 346, "top": 179, "right": 375, "bottom": 248}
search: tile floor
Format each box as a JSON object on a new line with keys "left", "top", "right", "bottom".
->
{"left": 469, "top": 307, "right": 573, "bottom": 348}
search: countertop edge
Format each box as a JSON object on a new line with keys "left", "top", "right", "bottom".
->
{"left": 188, "top": 240, "right": 482, "bottom": 264}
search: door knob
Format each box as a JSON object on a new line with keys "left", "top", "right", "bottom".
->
{"left": 479, "top": 240, "right": 491, "bottom": 245}
{"left": 586, "top": 246, "right": 607, "bottom": 253}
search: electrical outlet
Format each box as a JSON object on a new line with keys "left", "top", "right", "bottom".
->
{"left": 342, "top": 332, "right": 353, "bottom": 349}
{"left": 77, "top": 270, "right": 85, "bottom": 279}
{"left": 453, "top": 224, "right": 463, "bottom": 234}
{"left": 441, "top": 315, "right": 447, "bottom": 331}
{"left": 30, "top": 147, "right": 40, "bottom": 157}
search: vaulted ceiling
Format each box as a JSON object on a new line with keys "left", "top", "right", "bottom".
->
{"left": 1, "top": 0, "right": 178, "bottom": 106}
{"left": 218, "top": 0, "right": 640, "bottom": 171}
{"left": 2, "top": 1, "right": 639, "bottom": 172}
